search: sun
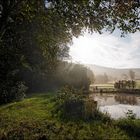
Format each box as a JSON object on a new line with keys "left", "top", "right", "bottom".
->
{"left": 69, "top": 32, "right": 140, "bottom": 68}
{"left": 69, "top": 33, "right": 112, "bottom": 66}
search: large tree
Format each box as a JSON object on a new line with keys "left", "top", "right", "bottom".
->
{"left": 0, "top": 0, "right": 72, "bottom": 103}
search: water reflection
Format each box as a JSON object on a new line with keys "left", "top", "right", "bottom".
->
{"left": 114, "top": 95, "right": 137, "bottom": 105}
{"left": 100, "top": 105, "right": 140, "bottom": 119}
{"left": 90, "top": 93, "right": 140, "bottom": 119}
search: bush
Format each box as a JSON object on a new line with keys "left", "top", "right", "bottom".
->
{"left": 126, "top": 110, "right": 136, "bottom": 120}
{"left": 0, "top": 81, "right": 27, "bottom": 105}
{"left": 52, "top": 86, "right": 99, "bottom": 121}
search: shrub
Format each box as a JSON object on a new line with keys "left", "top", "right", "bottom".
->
{"left": 0, "top": 81, "right": 27, "bottom": 105}
{"left": 126, "top": 110, "right": 136, "bottom": 120}
{"left": 52, "top": 86, "right": 99, "bottom": 121}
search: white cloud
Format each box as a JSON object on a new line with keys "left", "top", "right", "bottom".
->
{"left": 69, "top": 31, "right": 140, "bottom": 68}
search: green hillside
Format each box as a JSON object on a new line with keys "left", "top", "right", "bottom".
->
{"left": 0, "top": 93, "right": 140, "bottom": 140}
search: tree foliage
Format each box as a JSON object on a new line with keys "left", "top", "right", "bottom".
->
{"left": 114, "top": 80, "right": 136, "bottom": 89}
{"left": 47, "top": 0, "right": 140, "bottom": 35}
{"left": 0, "top": 0, "right": 72, "bottom": 103}
{"left": 55, "top": 62, "right": 93, "bottom": 90}
{"left": 24, "top": 62, "right": 94, "bottom": 92}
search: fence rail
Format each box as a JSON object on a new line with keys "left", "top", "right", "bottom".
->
{"left": 90, "top": 87, "right": 140, "bottom": 94}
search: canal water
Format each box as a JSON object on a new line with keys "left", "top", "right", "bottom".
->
{"left": 90, "top": 93, "right": 140, "bottom": 119}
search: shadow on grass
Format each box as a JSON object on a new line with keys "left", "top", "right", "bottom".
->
{"left": 117, "top": 119, "right": 140, "bottom": 139}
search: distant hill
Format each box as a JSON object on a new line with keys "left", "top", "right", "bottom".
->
{"left": 86, "top": 64, "right": 140, "bottom": 81}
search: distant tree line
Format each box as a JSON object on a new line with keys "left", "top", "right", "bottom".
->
{"left": 114, "top": 80, "right": 136, "bottom": 89}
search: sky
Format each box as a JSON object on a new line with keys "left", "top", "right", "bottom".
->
{"left": 69, "top": 30, "right": 140, "bottom": 69}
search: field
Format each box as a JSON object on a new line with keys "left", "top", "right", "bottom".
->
{"left": 0, "top": 93, "right": 140, "bottom": 139}
{"left": 92, "top": 83, "right": 114, "bottom": 89}
{"left": 91, "top": 80, "right": 140, "bottom": 90}
{"left": 136, "top": 80, "right": 140, "bottom": 89}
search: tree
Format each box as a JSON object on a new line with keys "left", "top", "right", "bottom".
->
{"left": 87, "top": 68, "right": 95, "bottom": 84}
{"left": 132, "top": 80, "right": 136, "bottom": 89}
{"left": 126, "top": 80, "right": 131, "bottom": 89}
{"left": 47, "top": 0, "right": 140, "bottom": 35}
{"left": 129, "top": 70, "right": 135, "bottom": 80}
{"left": 0, "top": 0, "right": 70, "bottom": 103}
{"left": 54, "top": 62, "right": 92, "bottom": 90}
{"left": 0, "top": 0, "right": 71, "bottom": 103}
{"left": 0, "top": 0, "right": 140, "bottom": 103}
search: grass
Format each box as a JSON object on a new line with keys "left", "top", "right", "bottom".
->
{"left": 0, "top": 93, "right": 140, "bottom": 140}
{"left": 91, "top": 83, "right": 114, "bottom": 90}
{"left": 136, "top": 80, "right": 140, "bottom": 89}
{"left": 93, "top": 81, "right": 140, "bottom": 90}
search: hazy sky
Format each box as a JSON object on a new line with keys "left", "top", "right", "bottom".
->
{"left": 69, "top": 30, "right": 140, "bottom": 68}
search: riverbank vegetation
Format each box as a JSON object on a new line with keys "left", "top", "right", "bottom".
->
{"left": 0, "top": 88, "right": 140, "bottom": 140}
